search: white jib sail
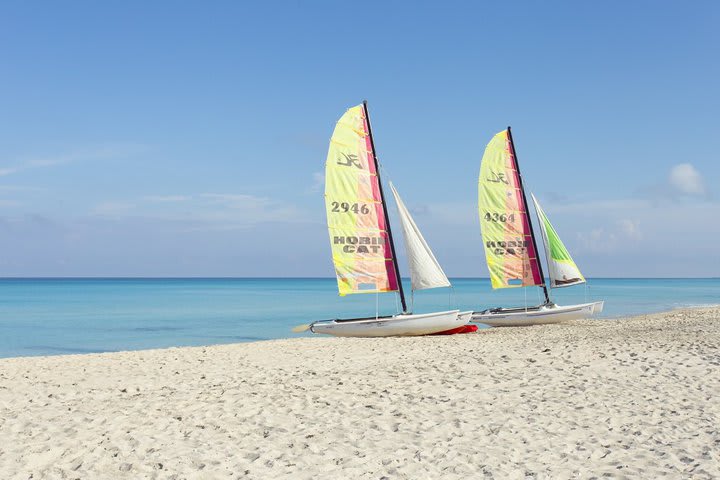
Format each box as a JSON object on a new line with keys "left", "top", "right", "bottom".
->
{"left": 389, "top": 182, "right": 451, "bottom": 290}
{"left": 531, "top": 194, "right": 586, "bottom": 288}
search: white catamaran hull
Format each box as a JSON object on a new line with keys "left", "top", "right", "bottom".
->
{"left": 471, "top": 301, "right": 603, "bottom": 327}
{"left": 311, "top": 309, "right": 464, "bottom": 337}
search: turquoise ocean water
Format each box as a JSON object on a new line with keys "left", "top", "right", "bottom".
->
{"left": 0, "top": 278, "right": 717, "bottom": 358}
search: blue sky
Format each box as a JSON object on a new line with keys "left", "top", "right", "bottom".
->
{"left": 0, "top": 1, "right": 718, "bottom": 277}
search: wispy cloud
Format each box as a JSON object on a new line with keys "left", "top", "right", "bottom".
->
{"left": 195, "top": 193, "right": 306, "bottom": 226}
{"left": 198, "top": 193, "right": 271, "bottom": 207}
{"left": 143, "top": 195, "right": 190, "bottom": 202}
{"left": 306, "top": 171, "right": 324, "bottom": 193}
{"left": 540, "top": 191, "right": 570, "bottom": 204}
{"left": 0, "top": 185, "right": 45, "bottom": 193}
{"left": 0, "top": 185, "right": 44, "bottom": 209}
{"left": 91, "top": 202, "right": 137, "bottom": 216}
{"left": 0, "top": 144, "right": 146, "bottom": 177}
{"left": 618, "top": 218, "right": 642, "bottom": 240}
{"left": 287, "top": 132, "right": 327, "bottom": 151}
{"left": 91, "top": 192, "right": 308, "bottom": 229}
{"left": 577, "top": 219, "right": 643, "bottom": 253}
{"left": 423, "top": 201, "right": 484, "bottom": 226}
{"left": 409, "top": 204, "right": 430, "bottom": 216}
{"left": 548, "top": 198, "right": 648, "bottom": 214}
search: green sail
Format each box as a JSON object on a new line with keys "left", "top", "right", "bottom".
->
{"left": 531, "top": 194, "right": 585, "bottom": 288}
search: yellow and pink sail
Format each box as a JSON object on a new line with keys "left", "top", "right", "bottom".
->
{"left": 325, "top": 105, "right": 399, "bottom": 296}
{"left": 478, "top": 130, "right": 544, "bottom": 289}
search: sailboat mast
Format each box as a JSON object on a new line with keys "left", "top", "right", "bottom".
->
{"left": 506, "top": 126, "right": 551, "bottom": 305}
{"left": 363, "top": 100, "right": 408, "bottom": 313}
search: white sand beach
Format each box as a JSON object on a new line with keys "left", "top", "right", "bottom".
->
{"left": 1, "top": 307, "right": 719, "bottom": 479}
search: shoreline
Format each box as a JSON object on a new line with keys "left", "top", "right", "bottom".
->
{"left": 2, "top": 304, "right": 720, "bottom": 361}
{"left": 1, "top": 306, "right": 719, "bottom": 478}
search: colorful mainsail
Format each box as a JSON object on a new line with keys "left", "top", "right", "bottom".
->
{"left": 531, "top": 194, "right": 586, "bottom": 288}
{"left": 325, "top": 105, "right": 399, "bottom": 296}
{"left": 389, "top": 182, "right": 451, "bottom": 291}
{"left": 478, "top": 130, "right": 544, "bottom": 289}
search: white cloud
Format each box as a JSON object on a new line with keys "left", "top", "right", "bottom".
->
{"left": 668, "top": 163, "right": 705, "bottom": 196}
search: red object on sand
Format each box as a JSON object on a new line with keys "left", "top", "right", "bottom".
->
{"left": 429, "top": 324, "right": 479, "bottom": 335}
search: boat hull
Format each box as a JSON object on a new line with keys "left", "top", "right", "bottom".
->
{"left": 310, "top": 310, "right": 463, "bottom": 337}
{"left": 429, "top": 324, "right": 478, "bottom": 335}
{"left": 471, "top": 301, "right": 603, "bottom": 327}
{"left": 427, "top": 311, "right": 476, "bottom": 335}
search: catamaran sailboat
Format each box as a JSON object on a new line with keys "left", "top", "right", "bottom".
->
{"left": 472, "top": 127, "right": 603, "bottom": 327}
{"left": 293, "top": 102, "right": 468, "bottom": 337}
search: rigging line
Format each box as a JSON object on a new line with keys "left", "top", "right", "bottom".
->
{"left": 378, "top": 161, "right": 397, "bottom": 189}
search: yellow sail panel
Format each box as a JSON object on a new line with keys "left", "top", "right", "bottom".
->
{"left": 478, "top": 130, "right": 544, "bottom": 289}
{"left": 325, "top": 105, "right": 399, "bottom": 296}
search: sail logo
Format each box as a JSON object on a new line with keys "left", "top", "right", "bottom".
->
{"left": 334, "top": 235, "right": 386, "bottom": 254}
{"left": 337, "top": 153, "right": 363, "bottom": 169}
{"left": 487, "top": 171, "right": 509, "bottom": 185}
{"left": 486, "top": 239, "right": 528, "bottom": 256}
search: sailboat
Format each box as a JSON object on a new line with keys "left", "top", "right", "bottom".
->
{"left": 293, "top": 102, "right": 469, "bottom": 337}
{"left": 471, "top": 127, "right": 603, "bottom": 327}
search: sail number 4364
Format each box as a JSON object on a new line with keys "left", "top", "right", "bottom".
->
{"left": 484, "top": 212, "right": 515, "bottom": 223}
{"left": 331, "top": 202, "right": 371, "bottom": 214}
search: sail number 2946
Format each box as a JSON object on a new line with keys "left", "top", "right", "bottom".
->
{"left": 331, "top": 202, "right": 371, "bottom": 214}
{"left": 484, "top": 212, "right": 515, "bottom": 223}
